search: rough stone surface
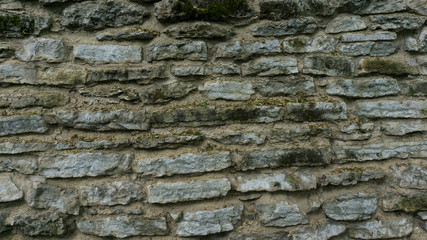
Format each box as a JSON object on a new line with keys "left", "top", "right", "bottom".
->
{"left": 325, "top": 15, "right": 367, "bottom": 33}
{"left": 0, "top": 115, "right": 47, "bottom": 136}
{"left": 257, "top": 76, "right": 316, "bottom": 97}
{"left": 199, "top": 81, "right": 255, "bottom": 100}
{"left": 216, "top": 40, "right": 281, "bottom": 61}
{"left": 7, "top": 212, "right": 66, "bottom": 236}
{"left": 382, "top": 120, "right": 427, "bottom": 135}
{"left": 73, "top": 45, "right": 142, "bottom": 63}
{"left": 213, "top": 132, "right": 266, "bottom": 145}
{"left": 285, "top": 102, "right": 347, "bottom": 121}
{"left": 0, "top": 142, "right": 48, "bottom": 154}
{"left": 0, "top": 159, "right": 38, "bottom": 174}
{"left": 256, "top": 201, "right": 308, "bottom": 227}
{"left": 146, "top": 41, "right": 208, "bottom": 62}
{"left": 165, "top": 23, "right": 233, "bottom": 39}
{"left": 147, "top": 178, "right": 231, "bottom": 203}
{"left": 0, "top": 93, "right": 69, "bottom": 109}
{"left": 0, "top": 12, "right": 51, "bottom": 37}
{"left": 370, "top": 14, "right": 425, "bottom": 31}
{"left": 260, "top": 0, "right": 336, "bottom": 19}
{"left": 381, "top": 192, "right": 427, "bottom": 212}
{"left": 242, "top": 57, "right": 298, "bottom": 76}
{"left": 0, "top": 175, "right": 22, "bottom": 202}
{"left": 87, "top": 66, "right": 167, "bottom": 84}
{"left": 326, "top": 78, "right": 400, "bottom": 98}
{"left": 356, "top": 100, "right": 427, "bottom": 118}
{"left": 133, "top": 134, "right": 203, "bottom": 149}
{"left": 322, "top": 193, "right": 377, "bottom": 221}
{"left": 399, "top": 165, "right": 427, "bottom": 189}
{"left": 176, "top": 206, "right": 243, "bottom": 237}
{"left": 282, "top": 36, "right": 338, "bottom": 53}
{"left": 96, "top": 27, "right": 159, "bottom": 41}
{"left": 318, "top": 168, "right": 385, "bottom": 187}
{"left": 303, "top": 56, "right": 355, "bottom": 76}
{"left": 233, "top": 172, "right": 316, "bottom": 192}
{"left": 349, "top": 217, "right": 413, "bottom": 239}
{"left": 138, "top": 82, "right": 195, "bottom": 104}
{"left": 252, "top": 18, "right": 317, "bottom": 37}
{"left": 341, "top": 32, "right": 397, "bottom": 42}
{"left": 291, "top": 221, "right": 346, "bottom": 240}
{"left": 16, "top": 38, "right": 65, "bottom": 62}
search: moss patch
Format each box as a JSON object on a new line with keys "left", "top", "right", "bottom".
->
{"left": 362, "top": 58, "right": 418, "bottom": 76}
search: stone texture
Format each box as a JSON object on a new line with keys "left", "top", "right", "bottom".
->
{"left": 16, "top": 38, "right": 65, "bottom": 62}
{"left": 341, "top": 32, "right": 397, "bottom": 42}
{"left": 268, "top": 124, "right": 331, "bottom": 142}
{"left": 285, "top": 102, "right": 347, "bottom": 121}
{"left": 133, "top": 134, "right": 203, "bottom": 149}
{"left": 36, "top": 66, "right": 87, "bottom": 85}
{"left": 87, "top": 66, "right": 167, "bottom": 84}
{"left": 0, "top": 142, "right": 48, "bottom": 154}
{"left": 146, "top": 41, "right": 207, "bottom": 62}
{"left": 318, "top": 167, "right": 385, "bottom": 187}
{"left": 303, "top": 56, "right": 355, "bottom": 76}
{"left": 38, "top": 153, "right": 133, "bottom": 178}
{"left": 228, "top": 231, "right": 291, "bottom": 240}
{"left": 147, "top": 178, "right": 231, "bottom": 203}
{"left": 242, "top": 57, "right": 298, "bottom": 76}
{"left": 0, "top": 175, "right": 22, "bottom": 202}
{"left": 291, "top": 221, "right": 346, "bottom": 240}
{"left": 407, "top": 0, "right": 427, "bottom": 15}
{"left": 381, "top": 192, "right": 427, "bottom": 212}
{"left": 96, "top": 27, "right": 159, "bottom": 41}
{"left": 399, "top": 165, "right": 427, "bottom": 189}
{"left": 133, "top": 152, "right": 230, "bottom": 177}
{"left": 199, "top": 81, "right": 255, "bottom": 101}
{"left": 349, "top": 217, "right": 413, "bottom": 239}
{"left": 61, "top": 1, "right": 148, "bottom": 30}
{"left": 176, "top": 206, "right": 243, "bottom": 237}
{"left": 282, "top": 36, "right": 338, "bottom": 53}
{"left": 325, "top": 15, "right": 367, "bottom": 33}
{"left": 0, "top": 93, "right": 69, "bottom": 109}
{"left": 213, "top": 132, "right": 266, "bottom": 145}
{"left": 382, "top": 120, "right": 427, "bottom": 135}
{"left": 0, "top": 12, "right": 51, "bottom": 37}
{"left": 0, "top": 64, "right": 37, "bottom": 85}
{"left": 257, "top": 76, "right": 316, "bottom": 97}
{"left": 0, "top": 159, "right": 38, "bottom": 174}
{"left": 256, "top": 201, "right": 308, "bottom": 227}
{"left": 79, "top": 180, "right": 145, "bottom": 206}
{"left": 370, "top": 42, "right": 400, "bottom": 56}
{"left": 216, "top": 40, "right": 281, "bottom": 61}
{"left": 77, "top": 216, "right": 168, "bottom": 238}
{"left": 338, "top": 42, "right": 375, "bottom": 56}
{"left": 400, "top": 79, "right": 427, "bottom": 96}
{"left": 252, "top": 18, "right": 318, "bottom": 37}
{"left": 326, "top": 78, "right": 400, "bottom": 98}
{"left": 322, "top": 193, "right": 377, "bottom": 221}
{"left": 73, "top": 45, "right": 142, "bottom": 63}
{"left": 370, "top": 14, "right": 425, "bottom": 31}
{"left": 138, "top": 82, "right": 194, "bottom": 104}
{"left": 7, "top": 212, "right": 66, "bottom": 236}
{"left": 356, "top": 100, "right": 427, "bottom": 118}
{"left": 260, "top": 0, "right": 336, "bottom": 19}
{"left": 0, "top": 115, "right": 47, "bottom": 136}
{"left": 360, "top": 58, "right": 418, "bottom": 76}
{"left": 165, "top": 23, "right": 233, "bottom": 39}
{"left": 232, "top": 172, "right": 316, "bottom": 192}
{"left": 350, "top": 0, "right": 407, "bottom": 14}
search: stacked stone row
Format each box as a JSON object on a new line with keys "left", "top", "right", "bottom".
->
{"left": 0, "top": 0, "right": 426, "bottom": 239}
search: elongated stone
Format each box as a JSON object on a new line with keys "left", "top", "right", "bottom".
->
{"left": 322, "top": 193, "right": 377, "bottom": 221}
{"left": 7, "top": 212, "right": 66, "bottom": 236}
{"left": 370, "top": 14, "right": 425, "bottom": 31}
{"left": 0, "top": 12, "right": 51, "bottom": 38}
{"left": 399, "top": 165, "right": 427, "bottom": 189}
{"left": 0, "top": 159, "right": 37, "bottom": 174}
{"left": 165, "top": 23, "right": 233, "bottom": 39}
{"left": 252, "top": 17, "right": 317, "bottom": 37}
{"left": 96, "top": 27, "right": 158, "bottom": 41}
{"left": 303, "top": 56, "right": 355, "bottom": 76}
{"left": 341, "top": 32, "right": 397, "bottom": 42}
{"left": 256, "top": 201, "right": 308, "bottom": 227}
{"left": 0, "top": 142, "right": 48, "bottom": 154}
{"left": 0, "top": 115, "right": 47, "bottom": 136}
{"left": 133, "top": 135, "right": 203, "bottom": 149}
{"left": 291, "top": 221, "right": 346, "bottom": 240}
{"left": 0, "top": 93, "right": 69, "bottom": 109}
{"left": 338, "top": 42, "right": 374, "bottom": 56}
{"left": 318, "top": 167, "right": 385, "bottom": 187}
{"left": 356, "top": 100, "right": 427, "bottom": 118}
{"left": 282, "top": 36, "right": 338, "bottom": 53}
{"left": 199, "top": 81, "right": 255, "bottom": 101}
{"left": 382, "top": 192, "right": 427, "bottom": 212}
{"left": 87, "top": 66, "right": 166, "bottom": 84}
{"left": 326, "top": 78, "right": 400, "bottom": 97}
{"left": 349, "top": 217, "right": 413, "bottom": 239}
{"left": 146, "top": 41, "right": 207, "bottom": 62}
{"left": 285, "top": 102, "right": 347, "bottom": 121}
{"left": 73, "top": 45, "right": 142, "bottom": 63}
{"left": 382, "top": 120, "right": 427, "bottom": 135}
{"left": 325, "top": 15, "right": 367, "bottom": 33}
{"left": 257, "top": 76, "right": 316, "bottom": 97}
{"left": 242, "top": 57, "right": 298, "bottom": 76}
{"left": 216, "top": 40, "right": 281, "bottom": 60}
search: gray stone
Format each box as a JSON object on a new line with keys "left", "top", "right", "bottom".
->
{"left": 404, "top": 37, "right": 419, "bottom": 51}
{"left": 325, "top": 15, "right": 367, "bottom": 33}
{"left": 256, "top": 201, "right": 308, "bottom": 227}
{"left": 326, "top": 78, "right": 400, "bottom": 98}
{"left": 147, "top": 178, "right": 231, "bottom": 203}
{"left": 360, "top": 58, "right": 419, "bottom": 76}
{"left": 176, "top": 206, "right": 243, "bottom": 236}
{"left": 0, "top": 12, "right": 51, "bottom": 37}
{"left": 138, "top": 82, "right": 194, "bottom": 104}
{"left": 133, "top": 134, "right": 203, "bottom": 149}
{"left": 335, "top": 141, "right": 427, "bottom": 162}
{"left": 0, "top": 93, "right": 69, "bottom": 109}
{"left": 400, "top": 79, "right": 427, "bottom": 96}
{"left": 382, "top": 120, "right": 427, "bottom": 135}
{"left": 349, "top": 217, "right": 413, "bottom": 239}
{"left": 242, "top": 57, "right": 298, "bottom": 76}
{"left": 146, "top": 41, "right": 207, "bottom": 62}
{"left": 407, "top": 0, "right": 427, "bottom": 16}
{"left": 370, "top": 14, "right": 425, "bottom": 31}
{"left": 417, "top": 212, "right": 427, "bottom": 220}
{"left": 338, "top": 42, "right": 374, "bottom": 56}
{"left": 318, "top": 168, "right": 385, "bottom": 187}
{"left": 352, "top": 0, "right": 406, "bottom": 14}
{"left": 356, "top": 100, "right": 427, "bottom": 118}
{"left": 370, "top": 42, "right": 400, "bottom": 56}
{"left": 0, "top": 159, "right": 37, "bottom": 174}
{"left": 332, "top": 122, "right": 373, "bottom": 141}
{"left": 205, "top": 63, "right": 241, "bottom": 75}
{"left": 7, "top": 212, "right": 66, "bottom": 236}
{"left": 341, "top": 32, "right": 397, "bottom": 42}
{"left": 96, "top": 27, "right": 159, "bottom": 41}
{"left": 303, "top": 56, "right": 355, "bottom": 76}
{"left": 47, "top": 110, "right": 149, "bottom": 131}
{"left": 233, "top": 172, "right": 316, "bottom": 192}
{"left": 216, "top": 40, "right": 281, "bottom": 61}
{"left": 61, "top": 1, "right": 148, "bottom": 30}
{"left": 199, "top": 81, "right": 255, "bottom": 101}
{"left": 0, "top": 142, "right": 48, "bottom": 154}
{"left": 0, "top": 212, "right": 11, "bottom": 233}
{"left": 252, "top": 17, "right": 317, "bottom": 37}
{"left": 283, "top": 36, "right": 338, "bottom": 53}
{"left": 171, "top": 65, "right": 204, "bottom": 76}
{"left": 0, "top": 176, "right": 22, "bottom": 202}
{"left": 133, "top": 152, "right": 230, "bottom": 177}
{"left": 257, "top": 76, "right": 316, "bottom": 97}
{"left": 291, "top": 221, "right": 346, "bottom": 240}
{"left": 80, "top": 180, "right": 145, "bottom": 206}
{"left": 269, "top": 124, "right": 331, "bottom": 142}
{"left": 381, "top": 192, "right": 427, "bottom": 212}
{"left": 36, "top": 66, "right": 87, "bottom": 85}
{"left": 399, "top": 165, "right": 427, "bottom": 189}
{"left": 228, "top": 231, "right": 291, "bottom": 240}
{"left": 77, "top": 216, "right": 168, "bottom": 238}
{"left": 285, "top": 102, "right": 348, "bottom": 121}
{"left": 213, "top": 132, "right": 266, "bottom": 145}
{"left": 38, "top": 153, "right": 133, "bottom": 178}
{"left": 0, "top": 64, "right": 37, "bottom": 85}
{"left": 165, "top": 23, "right": 233, "bottom": 39}
{"left": 87, "top": 66, "right": 167, "bottom": 84}
{"left": 260, "top": 0, "right": 336, "bottom": 19}
{"left": 239, "top": 147, "right": 331, "bottom": 171}
{"left": 0, "top": 115, "right": 47, "bottom": 136}
{"left": 73, "top": 44, "right": 142, "bottom": 63}
{"left": 322, "top": 193, "right": 377, "bottom": 221}
{"left": 16, "top": 38, "right": 65, "bottom": 62}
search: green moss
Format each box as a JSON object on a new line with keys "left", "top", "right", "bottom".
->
{"left": 150, "top": 90, "right": 166, "bottom": 101}
{"left": 289, "top": 38, "right": 306, "bottom": 50}
{"left": 175, "top": 0, "right": 248, "bottom": 20}
{"left": 396, "top": 194, "right": 427, "bottom": 212}
{"left": 362, "top": 58, "right": 418, "bottom": 76}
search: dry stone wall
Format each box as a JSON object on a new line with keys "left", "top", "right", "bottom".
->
{"left": 0, "top": 0, "right": 427, "bottom": 239}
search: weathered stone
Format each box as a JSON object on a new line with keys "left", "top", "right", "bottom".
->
{"left": 0, "top": 175, "right": 22, "bottom": 202}
{"left": 318, "top": 167, "right": 385, "bottom": 187}
{"left": 360, "top": 58, "right": 418, "bottom": 76}
{"left": 370, "top": 14, "right": 425, "bottom": 31}
{"left": 146, "top": 41, "right": 207, "bottom": 62}
{"left": 176, "top": 206, "right": 243, "bottom": 236}
{"left": 400, "top": 79, "right": 427, "bottom": 96}
{"left": 285, "top": 102, "right": 347, "bottom": 121}
{"left": 325, "top": 15, "right": 367, "bottom": 33}
{"left": 257, "top": 76, "right": 316, "bottom": 97}
{"left": 382, "top": 120, "right": 427, "bottom": 135}
{"left": 199, "top": 81, "right": 255, "bottom": 101}
{"left": 417, "top": 212, "right": 427, "bottom": 220}
{"left": 73, "top": 45, "right": 142, "bottom": 63}
{"left": 335, "top": 141, "right": 427, "bottom": 162}
{"left": 0, "top": 93, "right": 69, "bottom": 109}
{"left": 133, "top": 134, "right": 203, "bottom": 149}
{"left": 303, "top": 56, "right": 355, "bottom": 76}
{"left": 0, "top": 45, "right": 14, "bottom": 61}
{"left": 7, "top": 212, "right": 66, "bottom": 236}
{"left": 0, "top": 12, "right": 51, "bottom": 37}
{"left": 260, "top": 0, "right": 336, "bottom": 19}
{"left": 256, "top": 201, "right": 308, "bottom": 227}
{"left": 370, "top": 42, "right": 400, "bottom": 57}
{"left": 61, "top": 1, "right": 148, "bottom": 30}
{"left": 47, "top": 110, "right": 149, "bottom": 131}
{"left": 24, "top": 181, "right": 79, "bottom": 215}
{"left": 133, "top": 152, "right": 230, "bottom": 177}
{"left": 138, "top": 82, "right": 194, "bottom": 104}
{"left": 79, "top": 180, "right": 144, "bottom": 206}
{"left": 77, "top": 216, "right": 168, "bottom": 238}
{"left": 38, "top": 153, "right": 132, "bottom": 178}
{"left": 0, "top": 159, "right": 37, "bottom": 174}
{"left": 349, "top": 217, "right": 413, "bottom": 239}
{"left": 37, "top": 66, "right": 87, "bottom": 85}
{"left": 216, "top": 40, "right": 281, "bottom": 61}
{"left": 326, "top": 78, "right": 400, "bottom": 98}
{"left": 269, "top": 123, "right": 331, "bottom": 142}
{"left": 96, "top": 27, "right": 159, "bottom": 41}
{"left": 148, "top": 178, "right": 230, "bottom": 204}
{"left": 282, "top": 36, "right": 338, "bottom": 53}
{"left": 348, "top": 0, "right": 406, "bottom": 14}
{"left": 252, "top": 18, "right": 318, "bottom": 37}
{"left": 382, "top": 192, "right": 427, "bottom": 212}
{"left": 16, "top": 38, "right": 65, "bottom": 62}
{"left": 213, "top": 132, "right": 266, "bottom": 145}
{"left": 165, "top": 23, "right": 233, "bottom": 39}
{"left": 171, "top": 65, "right": 204, "bottom": 76}
{"left": 0, "top": 115, "right": 47, "bottom": 136}
{"left": 87, "top": 66, "right": 167, "bottom": 84}
{"left": 0, "top": 211, "right": 11, "bottom": 233}
{"left": 242, "top": 57, "right": 298, "bottom": 76}
{"left": 338, "top": 42, "right": 374, "bottom": 56}
{"left": 322, "top": 193, "right": 377, "bottom": 221}
{"left": 55, "top": 139, "right": 130, "bottom": 150}
{"left": 233, "top": 172, "right": 316, "bottom": 192}
{"left": 399, "top": 165, "right": 427, "bottom": 189}
{"left": 357, "top": 100, "right": 427, "bottom": 118}
{"left": 332, "top": 121, "right": 373, "bottom": 141}
{"left": 228, "top": 231, "right": 291, "bottom": 240}
{"left": 291, "top": 221, "right": 346, "bottom": 240}
{"left": 0, "top": 64, "right": 37, "bottom": 85}
{"left": 407, "top": 0, "right": 427, "bottom": 16}
{"left": 404, "top": 37, "right": 419, "bottom": 51}
{"left": 205, "top": 63, "right": 241, "bottom": 75}
{"left": 0, "top": 142, "right": 48, "bottom": 154}
{"left": 239, "top": 147, "right": 331, "bottom": 171}
{"left": 341, "top": 32, "right": 397, "bottom": 42}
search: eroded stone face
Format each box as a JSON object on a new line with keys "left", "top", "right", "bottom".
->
{"left": 322, "top": 193, "right": 377, "bottom": 221}
{"left": 256, "top": 201, "right": 308, "bottom": 227}
{"left": 349, "top": 217, "right": 413, "bottom": 239}
{"left": 0, "top": 176, "right": 22, "bottom": 202}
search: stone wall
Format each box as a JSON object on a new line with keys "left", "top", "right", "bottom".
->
{"left": 0, "top": 0, "right": 427, "bottom": 239}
